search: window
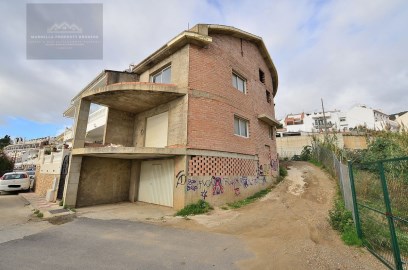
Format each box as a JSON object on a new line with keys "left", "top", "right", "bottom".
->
{"left": 266, "top": 90, "right": 271, "bottom": 103}
{"left": 234, "top": 116, "right": 249, "bottom": 137}
{"left": 232, "top": 72, "right": 246, "bottom": 93}
{"left": 151, "top": 66, "right": 171, "bottom": 83}
{"left": 259, "top": 69, "right": 265, "bottom": 83}
{"left": 340, "top": 117, "right": 346, "bottom": 122}
{"left": 269, "top": 126, "right": 274, "bottom": 139}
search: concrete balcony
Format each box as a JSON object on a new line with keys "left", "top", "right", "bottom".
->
{"left": 81, "top": 81, "right": 185, "bottom": 114}
{"left": 72, "top": 146, "right": 186, "bottom": 159}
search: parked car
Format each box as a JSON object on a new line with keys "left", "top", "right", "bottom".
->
{"left": 26, "top": 170, "right": 36, "bottom": 189}
{"left": 0, "top": 172, "right": 30, "bottom": 192}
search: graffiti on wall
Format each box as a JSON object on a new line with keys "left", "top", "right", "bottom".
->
{"left": 212, "top": 176, "right": 224, "bottom": 195}
{"left": 201, "top": 190, "right": 208, "bottom": 200}
{"left": 270, "top": 159, "right": 278, "bottom": 171}
{"left": 187, "top": 179, "right": 198, "bottom": 191}
{"left": 176, "top": 174, "right": 272, "bottom": 201}
{"left": 176, "top": 170, "right": 186, "bottom": 188}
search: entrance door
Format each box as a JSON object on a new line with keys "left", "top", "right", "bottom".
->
{"left": 57, "top": 155, "right": 70, "bottom": 200}
{"left": 138, "top": 159, "right": 174, "bottom": 207}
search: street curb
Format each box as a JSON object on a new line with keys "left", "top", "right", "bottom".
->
{"left": 18, "top": 193, "right": 31, "bottom": 206}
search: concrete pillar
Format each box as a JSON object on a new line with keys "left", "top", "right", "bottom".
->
{"left": 72, "top": 99, "right": 91, "bottom": 149}
{"left": 129, "top": 160, "right": 141, "bottom": 202}
{"left": 63, "top": 156, "right": 83, "bottom": 207}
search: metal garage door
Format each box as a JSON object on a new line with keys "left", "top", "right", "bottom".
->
{"left": 138, "top": 159, "right": 174, "bottom": 207}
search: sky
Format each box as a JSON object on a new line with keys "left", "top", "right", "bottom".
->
{"left": 0, "top": 0, "right": 407, "bottom": 140}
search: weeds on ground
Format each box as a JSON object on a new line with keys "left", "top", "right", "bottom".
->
{"left": 176, "top": 200, "right": 213, "bottom": 216}
{"left": 227, "top": 188, "right": 271, "bottom": 209}
{"left": 329, "top": 194, "right": 362, "bottom": 246}
{"left": 63, "top": 205, "right": 76, "bottom": 212}
{"left": 33, "top": 209, "right": 43, "bottom": 218}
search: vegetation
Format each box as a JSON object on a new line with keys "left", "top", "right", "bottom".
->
{"left": 329, "top": 193, "right": 362, "bottom": 246}
{"left": 227, "top": 188, "right": 271, "bottom": 209}
{"left": 176, "top": 200, "right": 213, "bottom": 216}
{"left": 0, "top": 150, "right": 13, "bottom": 176}
{"left": 0, "top": 135, "right": 11, "bottom": 149}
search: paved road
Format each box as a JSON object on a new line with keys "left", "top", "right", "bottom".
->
{"left": 0, "top": 217, "right": 250, "bottom": 270}
{"left": 0, "top": 192, "right": 53, "bottom": 244}
{"left": 0, "top": 192, "right": 31, "bottom": 229}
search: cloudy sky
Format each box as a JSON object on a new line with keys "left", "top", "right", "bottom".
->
{"left": 0, "top": 0, "right": 407, "bottom": 140}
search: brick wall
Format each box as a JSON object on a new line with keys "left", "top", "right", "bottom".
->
{"left": 188, "top": 33, "right": 278, "bottom": 166}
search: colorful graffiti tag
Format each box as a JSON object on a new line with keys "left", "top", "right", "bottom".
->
{"left": 212, "top": 176, "right": 224, "bottom": 195}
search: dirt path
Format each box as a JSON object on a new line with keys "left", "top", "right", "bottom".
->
{"left": 165, "top": 161, "right": 385, "bottom": 270}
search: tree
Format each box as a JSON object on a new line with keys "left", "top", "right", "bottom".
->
{"left": 0, "top": 135, "right": 11, "bottom": 149}
{"left": 0, "top": 150, "right": 13, "bottom": 176}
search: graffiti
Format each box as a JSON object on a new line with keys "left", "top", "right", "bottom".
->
{"left": 270, "top": 159, "right": 279, "bottom": 171}
{"left": 198, "top": 179, "right": 212, "bottom": 189}
{"left": 201, "top": 190, "right": 208, "bottom": 200}
{"left": 186, "top": 179, "right": 198, "bottom": 191}
{"left": 241, "top": 177, "right": 249, "bottom": 188}
{"left": 176, "top": 170, "right": 186, "bottom": 188}
{"left": 212, "top": 176, "right": 224, "bottom": 195}
{"left": 258, "top": 164, "right": 264, "bottom": 176}
{"left": 234, "top": 187, "right": 240, "bottom": 196}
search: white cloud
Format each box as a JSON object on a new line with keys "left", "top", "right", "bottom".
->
{"left": 0, "top": 0, "right": 407, "bottom": 128}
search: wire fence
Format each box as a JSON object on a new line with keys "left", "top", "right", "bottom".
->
{"left": 313, "top": 143, "right": 407, "bottom": 270}
{"left": 350, "top": 157, "right": 408, "bottom": 270}
{"left": 313, "top": 145, "right": 354, "bottom": 214}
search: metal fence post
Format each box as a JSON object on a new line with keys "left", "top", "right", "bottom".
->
{"left": 348, "top": 160, "right": 363, "bottom": 238}
{"left": 378, "top": 161, "right": 403, "bottom": 270}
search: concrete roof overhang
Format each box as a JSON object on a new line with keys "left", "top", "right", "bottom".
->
{"left": 80, "top": 82, "right": 186, "bottom": 114}
{"left": 258, "top": 114, "right": 281, "bottom": 126}
{"left": 72, "top": 147, "right": 186, "bottom": 159}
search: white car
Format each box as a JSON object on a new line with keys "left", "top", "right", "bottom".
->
{"left": 26, "top": 171, "right": 36, "bottom": 189}
{"left": 0, "top": 172, "right": 31, "bottom": 192}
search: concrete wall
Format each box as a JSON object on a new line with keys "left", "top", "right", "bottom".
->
{"left": 343, "top": 135, "right": 367, "bottom": 149}
{"left": 76, "top": 157, "right": 131, "bottom": 207}
{"left": 187, "top": 34, "right": 277, "bottom": 163}
{"left": 180, "top": 155, "right": 278, "bottom": 207}
{"left": 103, "top": 108, "right": 135, "bottom": 146}
{"left": 133, "top": 96, "right": 187, "bottom": 148}
{"left": 276, "top": 134, "right": 368, "bottom": 158}
{"left": 139, "top": 45, "right": 189, "bottom": 89}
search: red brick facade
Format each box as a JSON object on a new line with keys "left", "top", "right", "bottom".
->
{"left": 187, "top": 34, "right": 277, "bottom": 167}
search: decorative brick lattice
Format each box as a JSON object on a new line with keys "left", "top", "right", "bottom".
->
{"left": 188, "top": 156, "right": 257, "bottom": 176}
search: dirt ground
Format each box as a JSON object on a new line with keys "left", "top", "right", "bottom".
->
{"left": 163, "top": 161, "right": 385, "bottom": 270}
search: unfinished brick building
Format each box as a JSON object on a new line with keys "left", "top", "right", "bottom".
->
{"left": 62, "top": 24, "right": 279, "bottom": 209}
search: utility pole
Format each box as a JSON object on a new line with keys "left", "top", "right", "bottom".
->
{"left": 321, "top": 98, "right": 329, "bottom": 141}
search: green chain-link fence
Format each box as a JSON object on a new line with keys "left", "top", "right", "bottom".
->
{"left": 350, "top": 157, "right": 408, "bottom": 270}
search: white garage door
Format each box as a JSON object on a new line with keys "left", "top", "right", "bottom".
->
{"left": 138, "top": 159, "right": 174, "bottom": 207}
{"left": 145, "top": 111, "right": 168, "bottom": 148}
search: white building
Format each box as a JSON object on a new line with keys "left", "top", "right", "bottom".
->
{"left": 63, "top": 106, "right": 108, "bottom": 146}
{"left": 280, "top": 105, "right": 398, "bottom": 133}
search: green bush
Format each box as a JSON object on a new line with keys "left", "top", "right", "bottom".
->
{"left": 329, "top": 195, "right": 362, "bottom": 246}
{"left": 176, "top": 200, "right": 213, "bottom": 216}
{"left": 279, "top": 165, "right": 287, "bottom": 178}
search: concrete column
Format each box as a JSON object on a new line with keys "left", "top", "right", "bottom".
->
{"left": 129, "top": 160, "right": 141, "bottom": 202}
{"left": 72, "top": 99, "right": 91, "bottom": 149}
{"left": 63, "top": 156, "right": 83, "bottom": 207}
